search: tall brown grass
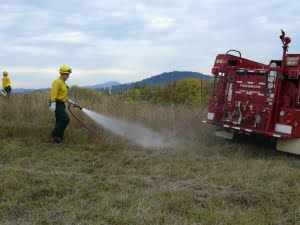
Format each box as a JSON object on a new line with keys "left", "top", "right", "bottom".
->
{"left": 0, "top": 87, "right": 212, "bottom": 145}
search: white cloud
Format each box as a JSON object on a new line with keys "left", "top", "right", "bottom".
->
{"left": 2, "top": 45, "right": 59, "bottom": 55}
{"left": 147, "top": 16, "right": 175, "bottom": 30}
{"left": 135, "top": 3, "right": 177, "bottom": 30}
{"left": 31, "top": 32, "right": 92, "bottom": 44}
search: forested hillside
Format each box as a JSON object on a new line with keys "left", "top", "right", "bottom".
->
{"left": 105, "top": 71, "right": 212, "bottom": 93}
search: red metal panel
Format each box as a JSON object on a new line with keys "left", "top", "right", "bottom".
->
{"left": 288, "top": 70, "right": 299, "bottom": 79}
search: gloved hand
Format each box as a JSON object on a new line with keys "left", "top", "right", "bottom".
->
{"left": 0, "top": 90, "right": 7, "bottom": 96}
{"left": 49, "top": 102, "right": 56, "bottom": 112}
{"left": 67, "top": 99, "right": 75, "bottom": 106}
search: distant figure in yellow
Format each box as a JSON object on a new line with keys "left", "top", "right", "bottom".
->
{"left": 49, "top": 65, "right": 76, "bottom": 144}
{"left": 1, "top": 70, "right": 12, "bottom": 96}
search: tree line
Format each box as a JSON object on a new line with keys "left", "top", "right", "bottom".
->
{"left": 122, "top": 78, "right": 214, "bottom": 105}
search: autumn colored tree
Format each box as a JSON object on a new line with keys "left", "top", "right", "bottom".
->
{"left": 172, "top": 78, "right": 201, "bottom": 105}
{"left": 123, "top": 78, "right": 213, "bottom": 105}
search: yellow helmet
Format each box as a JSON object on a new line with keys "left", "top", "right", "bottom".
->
{"left": 3, "top": 70, "right": 8, "bottom": 76}
{"left": 59, "top": 65, "right": 72, "bottom": 74}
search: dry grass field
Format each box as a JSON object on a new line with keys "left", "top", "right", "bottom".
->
{"left": 0, "top": 87, "right": 299, "bottom": 225}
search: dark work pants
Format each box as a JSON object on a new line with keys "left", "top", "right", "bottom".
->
{"left": 5, "top": 86, "right": 11, "bottom": 95}
{"left": 53, "top": 102, "right": 70, "bottom": 140}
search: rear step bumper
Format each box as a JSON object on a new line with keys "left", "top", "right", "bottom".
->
{"left": 202, "top": 120, "right": 290, "bottom": 139}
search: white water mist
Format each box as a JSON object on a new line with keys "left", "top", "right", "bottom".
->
{"left": 82, "top": 108, "right": 177, "bottom": 149}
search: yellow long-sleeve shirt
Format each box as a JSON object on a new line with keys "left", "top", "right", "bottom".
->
{"left": 50, "top": 77, "right": 69, "bottom": 102}
{"left": 2, "top": 76, "right": 11, "bottom": 90}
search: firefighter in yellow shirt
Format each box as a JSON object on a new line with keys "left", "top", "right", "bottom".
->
{"left": 2, "top": 70, "right": 12, "bottom": 96}
{"left": 49, "top": 65, "right": 76, "bottom": 144}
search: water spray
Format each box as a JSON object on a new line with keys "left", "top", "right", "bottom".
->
{"left": 68, "top": 103, "right": 178, "bottom": 149}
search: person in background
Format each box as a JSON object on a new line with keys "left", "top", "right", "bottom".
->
{"left": 1, "top": 70, "right": 12, "bottom": 96}
{"left": 49, "top": 65, "right": 76, "bottom": 144}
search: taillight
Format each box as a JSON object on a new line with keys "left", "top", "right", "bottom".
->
{"left": 211, "top": 67, "right": 219, "bottom": 75}
{"left": 286, "top": 119, "right": 291, "bottom": 125}
{"left": 286, "top": 112, "right": 292, "bottom": 117}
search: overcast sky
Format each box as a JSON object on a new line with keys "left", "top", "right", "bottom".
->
{"left": 1, "top": 0, "right": 300, "bottom": 88}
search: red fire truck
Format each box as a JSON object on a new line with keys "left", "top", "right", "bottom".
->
{"left": 203, "top": 30, "right": 300, "bottom": 155}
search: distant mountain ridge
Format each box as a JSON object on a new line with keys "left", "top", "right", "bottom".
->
{"left": 13, "top": 88, "right": 50, "bottom": 93}
{"left": 84, "top": 81, "right": 121, "bottom": 89}
{"left": 11, "top": 71, "right": 212, "bottom": 93}
{"left": 105, "top": 71, "right": 212, "bottom": 93}
{"left": 11, "top": 82, "right": 120, "bottom": 94}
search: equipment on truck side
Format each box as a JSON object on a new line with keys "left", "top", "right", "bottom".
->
{"left": 202, "top": 30, "right": 300, "bottom": 155}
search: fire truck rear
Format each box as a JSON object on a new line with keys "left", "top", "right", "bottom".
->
{"left": 203, "top": 30, "right": 300, "bottom": 155}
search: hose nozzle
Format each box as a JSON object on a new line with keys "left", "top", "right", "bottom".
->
{"left": 73, "top": 103, "right": 82, "bottom": 110}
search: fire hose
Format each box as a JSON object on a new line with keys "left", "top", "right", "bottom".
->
{"left": 68, "top": 103, "right": 103, "bottom": 141}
